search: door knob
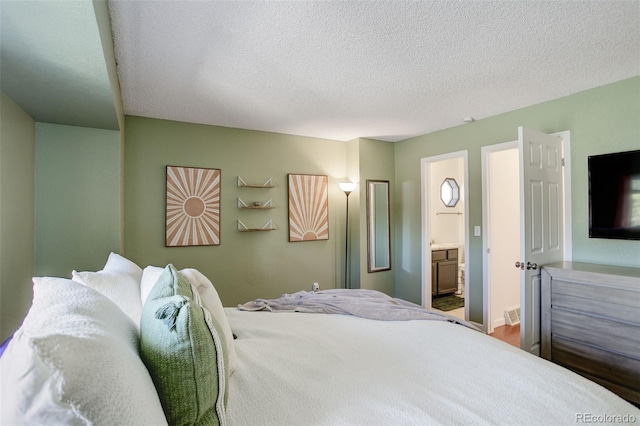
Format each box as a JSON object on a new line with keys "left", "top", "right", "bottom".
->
{"left": 515, "top": 261, "right": 525, "bottom": 270}
{"left": 526, "top": 262, "right": 538, "bottom": 270}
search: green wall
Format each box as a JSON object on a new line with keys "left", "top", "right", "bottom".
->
{"left": 4, "top": 77, "right": 637, "bottom": 335}
{"left": 123, "top": 116, "right": 350, "bottom": 306}
{"left": 35, "top": 123, "right": 121, "bottom": 277}
{"left": 0, "top": 93, "right": 35, "bottom": 342}
{"left": 357, "top": 138, "right": 395, "bottom": 295}
{"left": 340, "top": 137, "right": 395, "bottom": 293}
{"left": 393, "top": 76, "right": 640, "bottom": 322}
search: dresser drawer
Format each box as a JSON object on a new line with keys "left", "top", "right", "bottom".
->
{"left": 550, "top": 309, "right": 640, "bottom": 359}
{"left": 541, "top": 262, "right": 640, "bottom": 406}
{"left": 432, "top": 250, "right": 446, "bottom": 261}
{"left": 431, "top": 249, "right": 457, "bottom": 261}
{"left": 551, "top": 279, "right": 640, "bottom": 324}
{"left": 551, "top": 336, "right": 640, "bottom": 388}
{"left": 551, "top": 336, "right": 640, "bottom": 405}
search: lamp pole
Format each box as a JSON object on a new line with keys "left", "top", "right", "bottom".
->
{"left": 344, "top": 191, "right": 351, "bottom": 289}
{"left": 339, "top": 182, "right": 356, "bottom": 289}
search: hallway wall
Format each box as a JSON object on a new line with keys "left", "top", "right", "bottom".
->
{"left": 488, "top": 148, "right": 520, "bottom": 329}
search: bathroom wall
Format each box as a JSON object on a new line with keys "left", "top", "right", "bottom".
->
{"left": 429, "top": 157, "right": 464, "bottom": 250}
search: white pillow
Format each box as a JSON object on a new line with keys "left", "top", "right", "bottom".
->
{"left": 141, "top": 265, "right": 164, "bottom": 306}
{"left": 0, "top": 328, "right": 78, "bottom": 425}
{"left": 141, "top": 265, "right": 238, "bottom": 375}
{"left": 72, "top": 252, "right": 143, "bottom": 327}
{"left": 181, "top": 268, "right": 238, "bottom": 375}
{"left": 0, "top": 277, "right": 167, "bottom": 425}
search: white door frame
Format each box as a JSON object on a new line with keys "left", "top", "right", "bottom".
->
{"left": 481, "top": 140, "right": 519, "bottom": 334}
{"left": 481, "top": 131, "right": 572, "bottom": 338}
{"left": 420, "top": 151, "right": 470, "bottom": 321}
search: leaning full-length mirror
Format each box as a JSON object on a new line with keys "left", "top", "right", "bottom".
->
{"left": 367, "top": 180, "right": 391, "bottom": 272}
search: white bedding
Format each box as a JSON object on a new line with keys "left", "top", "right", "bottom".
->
{"left": 225, "top": 308, "right": 639, "bottom": 425}
{"left": 238, "top": 288, "right": 477, "bottom": 326}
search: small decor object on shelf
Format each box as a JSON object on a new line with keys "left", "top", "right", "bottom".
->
{"left": 165, "top": 166, "right": 221, "bottom": 247}
{"left": 237, "top": 198, "right": 275, "bottom": 209}
{"left": 288, "top": 174, "right": 329, "bottom": 242}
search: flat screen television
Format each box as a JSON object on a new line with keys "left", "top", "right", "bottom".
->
{"left": 588, "top": 149, "right": 640, "bottom": 240}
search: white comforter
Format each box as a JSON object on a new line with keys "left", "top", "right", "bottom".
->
{"left": 224, "top": 308, "right": 639, "bottom": 425}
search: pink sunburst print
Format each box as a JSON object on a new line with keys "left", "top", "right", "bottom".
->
{"left": 288, "top": 174, "right": 329, "bottom": 242}
{"left": 166, "top": 166, "right": 221, "bottom": 246}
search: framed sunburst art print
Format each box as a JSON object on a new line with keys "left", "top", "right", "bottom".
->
{"left": 166, "top": 166, "right": 221, "bottom": 247}
{"left": 288, "top": 173, "right": 329, "bottom": 242}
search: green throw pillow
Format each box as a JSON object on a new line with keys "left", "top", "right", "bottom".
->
{"left": 140, "top": 264, "right": 227, "bottom": 425}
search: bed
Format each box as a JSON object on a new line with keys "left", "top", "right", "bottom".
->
{"left": 1, "top": 253, "right": 638, "bottom": 425}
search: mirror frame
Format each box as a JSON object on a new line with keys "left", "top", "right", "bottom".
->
{"left": 366, "top": 179, "right": 391, "bottom": 272}
{"left": 440, "top": 177, "right": 460, "bottom": 207}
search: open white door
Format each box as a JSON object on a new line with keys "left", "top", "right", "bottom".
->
{"left": 518, "top": 126, "right": 565, "bottom": 355}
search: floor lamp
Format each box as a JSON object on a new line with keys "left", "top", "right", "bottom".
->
{"left": 339, "top": 182, "right": 357, "bottom": 289}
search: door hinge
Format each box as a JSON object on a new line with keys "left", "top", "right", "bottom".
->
{"left": 561, "top": 157, "right": 565, "bottom": 167}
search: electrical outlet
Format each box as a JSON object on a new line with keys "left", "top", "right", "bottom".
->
{"left": 312, "top": 282, "right": 319, "bottom": 292}
{"left": 474, "top": 226, "right": 481, "bottom": 236}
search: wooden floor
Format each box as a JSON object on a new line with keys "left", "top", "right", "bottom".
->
{"left": 489, "top": 324, "right": 520, "bottom": 348}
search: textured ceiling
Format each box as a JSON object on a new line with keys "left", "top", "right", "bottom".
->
{"left": 2, "top": 2, "right": 639, "bottom": 141}
{"left": 109, "top": 0, "right": 640, "bottom": 142}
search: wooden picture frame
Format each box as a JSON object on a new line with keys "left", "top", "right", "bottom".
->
{"left": 166, "top": 165, "right": 221, "bottom": 247}
{"left": 366, "top": 179, "right": 391, "bottom": 272}
{"left": 288, "top": 173, "right": 329, "bottom": 242}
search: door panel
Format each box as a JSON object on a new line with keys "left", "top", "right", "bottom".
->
{"left": 438, "top": 261, "right": 458, "bottom": 294}
{"left": 548, "top": 182, "right": 560, "bottom": 249}
{"left": 529, "top": 180, "right": 544, "bottom": 253}
{"left": 519, "top": 126, "right": 565, "bottom": 355}
{"left": 525, "top": 273, "right": 541, "bottom": 353}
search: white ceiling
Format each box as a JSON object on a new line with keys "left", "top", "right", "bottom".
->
{"left": 2, "top": 1, "right": 639, "bottom": 142}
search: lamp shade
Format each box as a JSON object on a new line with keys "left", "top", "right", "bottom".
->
{"left": 339, "top": 182, "right": 357, "bottom": 193}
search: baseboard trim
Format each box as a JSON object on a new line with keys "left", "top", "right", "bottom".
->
{"left": 493, "top": 317, "right": 506, "bottom": 328}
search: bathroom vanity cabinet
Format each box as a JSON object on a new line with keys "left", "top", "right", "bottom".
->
{"left": 431, "top": 249, "right": 458, "bottom": 296}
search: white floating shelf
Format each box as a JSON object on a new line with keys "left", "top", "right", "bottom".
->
{"left": 237, "top": 177, "right": 274, "bottom": 188}
{"left": 237, "top": 219, "right": 276, "bottom": 232}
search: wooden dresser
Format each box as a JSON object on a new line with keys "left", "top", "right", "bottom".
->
{"left": 541, "top": 262, "right": 640, "bottom": 405}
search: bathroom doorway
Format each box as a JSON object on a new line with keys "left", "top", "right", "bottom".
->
{"left": 420, "top": 151, "right": 469, "bottom": 322}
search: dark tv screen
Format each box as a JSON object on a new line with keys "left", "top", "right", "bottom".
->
{"left": 588, "top": 149, "right": 640, "bottom": 240}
